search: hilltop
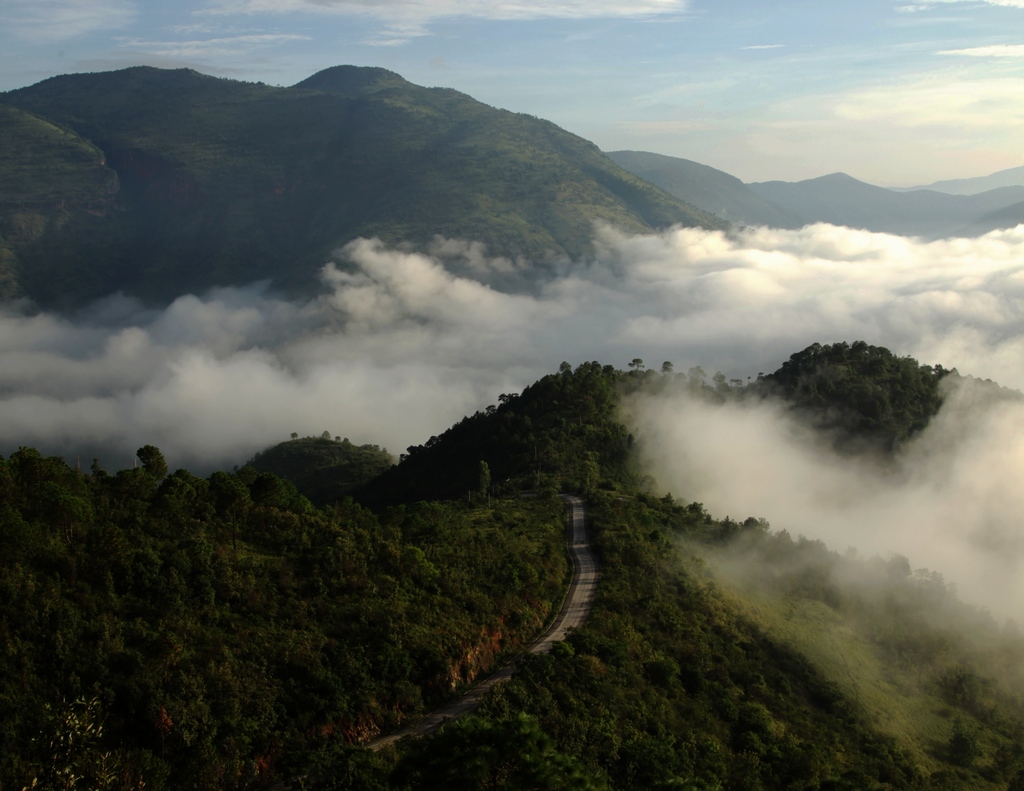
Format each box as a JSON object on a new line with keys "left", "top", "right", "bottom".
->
{"left": 243, "top": 434, "right": 394, "bottom": 505}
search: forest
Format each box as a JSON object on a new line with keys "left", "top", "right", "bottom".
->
{"left": 3, "top": 344, "right": 1024, "bottom": 789}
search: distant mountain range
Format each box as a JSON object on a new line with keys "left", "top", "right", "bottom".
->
{"left": 894, "top": 165, "right": 1024, "bottom": 195}
{"left": 609, "top": 150, "right": 1024, "bottom": 238}
{"left": 0, "top": 66, "right": 721, "bottom": 308}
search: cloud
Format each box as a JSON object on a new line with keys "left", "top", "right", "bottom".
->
{"left": 933, "top": 0, "right": 1024, "bottom": 7}
{"left": 116, "top": 33, "right": 311, "bottom": 58}
{"left": 630, "top": 375, "right": 1024, "bottom": 622}
{"left": 940, "top": 44, "right": 1024, "bottom": 57}
{"left": 1, "top": 0, "right": 136, "bottom": 42}
{"left": 199, "top": 0, "right": 690, "bottom": 43}
{"left": 833, "top": 73, "right": 1024, "bottom": 129}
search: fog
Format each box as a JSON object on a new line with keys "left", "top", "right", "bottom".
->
{"left": 632, "top": 374, "right": 1024, "bottom": 620}
{"left": 3, "top": 222, "right": 1024, "bottom": 505}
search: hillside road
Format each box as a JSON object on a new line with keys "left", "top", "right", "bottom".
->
{"left": 364, "top": 494, "right": 598, "bottom": 751}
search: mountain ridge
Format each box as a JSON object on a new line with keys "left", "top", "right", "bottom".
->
{"left": 894, "top": 164, "right": 1024, "bottom": 195}
{"left": 609, "top": 149, "right": 1024, "bottom": 237}
{"left": 0, "top": 65, "right": 724, "bottom": 309}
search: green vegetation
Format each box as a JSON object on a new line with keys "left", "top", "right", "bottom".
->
{"left": 697, "top": 526, "right": 1024, "bottom": 786}
{"left": 760, "top": 340, "right": 953, "bottom": 452}
{"left": 0, "top": 446, "right": 570, "bottom": 788}
{"left": 355, "top": 360, "right": 640, "bottom": 507}
{"left": 0, "top": 103, "right": 125, "bottom": 304}
{"left": 0, "top": 104, "right": 115, "bottom": 204}
{"left": 0, "top": 66, "right": 724, "bottom": 307}
{"left": 4, "top": 345, "right": 1024, "bottom": 789}
{"left": 244, "top": 435, "right": 394, "bottom": 505}
{"left": 314, "top": 489, "right": 1024, "bottom": 789}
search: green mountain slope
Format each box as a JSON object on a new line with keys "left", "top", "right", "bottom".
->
{"left": 0, "top": 447, "right": 573, "bottom": 789}
{"left": 0, "top": 104, "right": 116, "bottom": 204}
{"left": 0, "top": 66, "right": 724, "bottom": 308}
{"left": 0, "top": 103, "right": 123, "bottom": 301}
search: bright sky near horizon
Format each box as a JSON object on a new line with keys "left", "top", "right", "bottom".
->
{"left": 0, "top": 0, "right": 1022, "bottom": 185}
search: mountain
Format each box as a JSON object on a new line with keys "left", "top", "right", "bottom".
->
{"left": 747, "top": 172, "right": 1024, "bottom": 237}
{"left": 606, "top": 150, "right": 801, "bottom": 228}
{"left": 956, "top": 200, "right": 1024, "bottom": 236}
{"left": 0, "top": 66, "right": 723, "bottom": 309}
{"left": 895, "top": 165, "right": 1024, "bottom": 196}
{"left": 609, "top": 150, "right": 1024, "bottom": 237}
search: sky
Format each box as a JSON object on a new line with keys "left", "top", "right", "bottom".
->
{"left": 1, "top": 0, "right": 1023, "bottom": 184}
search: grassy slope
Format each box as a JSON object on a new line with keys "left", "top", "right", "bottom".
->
{"left": 715, "top": 578, "right": 971, "bottom": 775}
{"left": 0, "top": 66, "right": 725, "bottom": 307}
{"left": 690, "top": 527, "right": 1024, "bottom": 788}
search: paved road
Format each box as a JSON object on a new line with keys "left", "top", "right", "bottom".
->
{"left": 364, "top": 495, "right": 598, "bottom": 751}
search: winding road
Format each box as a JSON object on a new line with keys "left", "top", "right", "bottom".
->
{"left": 365, "top": 494, "right": 598, "bottom": 751}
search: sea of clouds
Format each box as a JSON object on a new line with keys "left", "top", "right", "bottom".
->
{"left": 4, "top": 221, "right": 1024, "bottom": 615}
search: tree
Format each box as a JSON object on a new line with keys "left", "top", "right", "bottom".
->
{"left": 947, "top": 717, "right": 980, "bottom": 766}
{"left": 291, "top": 432, "right": 298, "bottom": 440}
{"left": 628, "top": 358, "right": 645, "bottom": 372}
{"left": 395, "top": 714, "right": 603, "bottom": 790}
{"left": 23, "top": 696, "right": 138, "bottom": 790}
{"left": 660, "top": 361, "right": 673, "bottom": 374}
{"left": 479, "top": 460, "right": 491, "bottom": 498}
{"left": 209, "top": 471, "right": 251, "bottom": 550}
{"left": 135, "top": 445, "right": 168, "bottom": 480}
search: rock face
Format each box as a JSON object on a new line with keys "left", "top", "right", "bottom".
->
{"left": 0, "top": 66, "right": 723, "bottom": 309}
